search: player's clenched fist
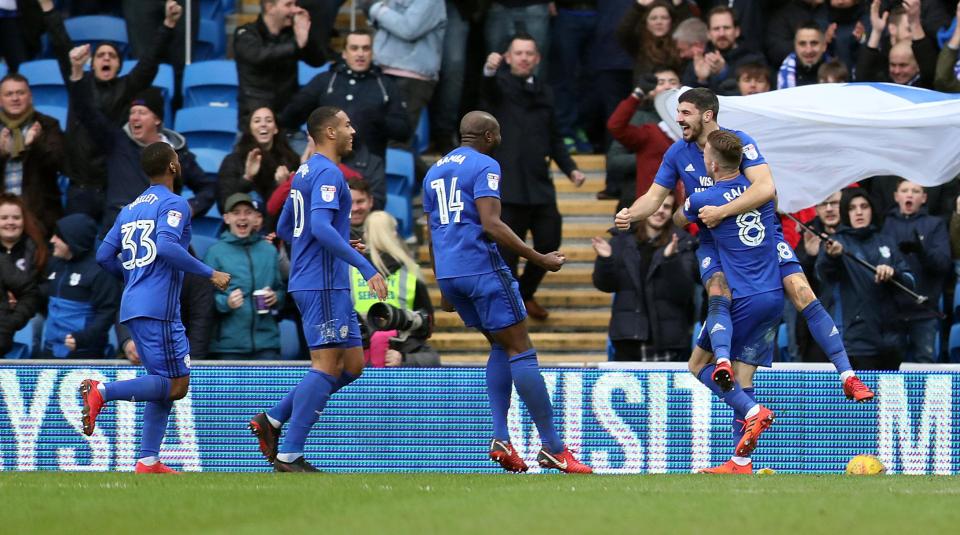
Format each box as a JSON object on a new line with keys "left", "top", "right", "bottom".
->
{"left": 538, "top": 251, "right": 565, "bottom": 272}
{"left": 614, "top": 208, "right": 633, "bottom": 230}
{"left": 367, "top": 273, "right": 388, "bottom": 301}
{"left": 210, "top": 270, "right": 231, "bottom": 291}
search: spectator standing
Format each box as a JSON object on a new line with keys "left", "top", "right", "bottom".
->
{"left": 777, "top": 22, "right": 830, "bottom": 89}
{"left": 881, "top": 180, "right": 950, "bottom": 363}
{"left": 67, "top": 44, "right": 215, "bottom": 234}
{"left": 218, "top": 106, "right": 300, "bottom": 220}
{"left": 616, "top": 0, "right": 690, "bottom": 80}
{"left": 234, "top": 0, "right": 325, "bottom": 123}
{"left": 352, "top": 211, "right": 438, "bottom": 367}
{"left": 204, "top": 193, "right": 285, "bottom": 359}
{"left": 0, "top": 0, "right": 32, "bottom": 73}
{"left": 279, "top": 29, "right": 411, "bottom": 161}
{"left": 481, "top": 34, "right": 586, "bottom": 319}
{"left": 856, "top": 0, "right": 937, "bottom": 88}
{"left": 0, "top": 72, "right": 65, "bottom": 233}
{"left": 591, "top": 194, "right": 697, "bottom": 361}
{"left": 934, "top": 3, "right": 960, "bottom": 92}
{"left": 485, "top": 1, "right": 550, "bottom": 74}
{"left": 40, "top": 0, "right": 181, "bottom": 221}
{"left": 40, "top": 213, "right": 120, "bottom": 358}
{"left": 816, "top": 188, "right": 915, "bottom": 370}
{"left": 795, "top": 190, "right": 841, "bottom": 362}
{"left": 550, "top": 0, "right": 598, "bottom": 154}
{"left": 682, "top": 6, "right": 767, "bottom": 93}
{"left": 0, "top": 193, "right": 48, "bottom": 278}
{"left": 431, "top": 0, "right": 485, "bottom": 155}
{"left": 672, "top": 15, "right": 708, "bottom": 76}
{"left": 121, "top": 0, "right": 198, "bottom": 73}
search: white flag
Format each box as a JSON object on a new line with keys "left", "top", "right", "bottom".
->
{"left": 655, "top": 83, "right": 960, "bottom": 212}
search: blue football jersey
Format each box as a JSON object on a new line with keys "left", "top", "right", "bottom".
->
{"left": 103, "top": 184, "right": 193, "bottom": 322}
{"left": 654, "top": 128, "right": 766, "bottom": 197}
{"left": 683, "top": 175, "right": 781, "bottom": 298}
{"left": 284, "top": 152, "right": 354, "bottom": 291}
{"left": 423, "top": 147, "right": 509, "bottom": 279}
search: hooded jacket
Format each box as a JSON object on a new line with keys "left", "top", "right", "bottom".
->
{"left": 41, "top": 214, "right": 121, "bottom": 358}
{"left": 204, "top": 230, "right": 285, "bottom": 355}
{"left": 66, "top": 76, "right": 215, "bottom": 232}
{"left": 881, "top": 206, "right": 951, "bottom": 321}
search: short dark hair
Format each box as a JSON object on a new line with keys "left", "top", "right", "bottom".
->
{"left": 307, "top": 106, "right": 343, "bottom": 144}
{"left": 345, "top": 28, "right": 373, "bottom": 41}
{"left": 795, "top": 21, "right": 824, "bottom": 37}
{"left": 679, "top": 87, "right": 719, "bottom": 118}
{"left": 140, "top": 142, "right": 177, "bottom": 178}
{"left": 735, "top": 62, "right": 770, "bottom": 83}
{"left": 652, "top": 65, "right": 679, "bottom": 78}
{"left": 348, "top": 178, "right": 370, "bottom": 195}
{"left": 506, "top": 31, "right": 539, "bottom": 53}
{"left": 706, "top": 6, "right": 737, "bottom": 27}
{"left": 0, "top": 73, "right": 29, "bottom": 87}
{"left": 706, "top": 130, "right": 743, "bottom": 170}
{"left": 817, "top": 58, "right": 849, "bottom": 82}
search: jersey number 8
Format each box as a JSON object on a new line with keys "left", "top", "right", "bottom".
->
{"left": 735, "top": 210, "right": 766, "bottom": 247}
{"left": 119, "top": 220, "right": 157, "bottom": 269}
{"left": 429, "top": 177, "right": 464, "bottom": 225}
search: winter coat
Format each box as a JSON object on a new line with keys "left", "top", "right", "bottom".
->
{"left": 0, "top": 111, "right": 64, "bottom": 234}
{"left": 881, "top": 206, "right": 951, "bottom": 321}
{"left": 40, "top": 214, "right": 121, "bottom": 357}
{"left": 278, "top": 60, "right": 411, "bottom": 159}
{"left": 0, "top": 253, "right": 40, "bottom": 355}
{"left": 480, "top": 64, "right": 577, "bottom": 205}
{"left": 816, "top": 224, "right": 915, "bottom": 357}
{"left": 369, "top": 0, "right": 447, "bottom": 80}
{"left": 681, "top": 42, "right": 768, "bottom": 94}
{"left": 592, "top": 227, "right": 697, "bottom": 350}
{"left": 204, "top": 231, "right": 285, "bottom": 355}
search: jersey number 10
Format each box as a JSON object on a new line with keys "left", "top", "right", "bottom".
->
{"left": 430, "top": 177, "right": 464, "bottom": 225}
{"left": 119, "top": 220, "right": 157, "bottom": 269}
{"left": 290, "top": 189, "right": 306, "bottom": 238}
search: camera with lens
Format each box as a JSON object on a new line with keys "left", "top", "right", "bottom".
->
{"left": 365, "top": 302, "right": 431, "bottom": 341}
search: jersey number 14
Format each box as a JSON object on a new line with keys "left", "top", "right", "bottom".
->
{"left": 430, "top": 177, "right": 464, "bottom": 224}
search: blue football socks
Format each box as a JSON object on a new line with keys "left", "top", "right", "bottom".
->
{"left": 732, "top": 387, "right": 757, "bottom": 456}
{"left": 802, "top": 299, "right": 854, "bottom": 378}
{"left": 486, "top": 344, "right": 513, "bottom": 442}
{"left": 706, "top": 296, "right": 733, "bottom": 361}
{"left": 509, "top": 349, "right": 564, "bottom": 454}
{"left": 277, "top": 370, "right": 337, "bottom": 458}
{"left": 695, "top": 363, "right": 725, "bottom": 396}
{"left": 102, "top": 375, "right": 170, "bottom": 403}
{"left": 696, "top": 364, "right": 756, "bottom": 416}
{"left": 268, "top": 371, "right": 357, "bottom": 428}
{"left": 139, "top": 399, "right": 173, "bottom": 459}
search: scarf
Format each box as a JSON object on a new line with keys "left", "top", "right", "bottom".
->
{"left": 0, "top": 106, "right": 35, "bottom": 159}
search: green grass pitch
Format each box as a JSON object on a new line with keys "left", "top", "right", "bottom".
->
{"left": 3, "top": 473, "right": 958, "bottom": 534}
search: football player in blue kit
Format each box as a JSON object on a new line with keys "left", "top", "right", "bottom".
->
{"left": 248, "top": 107, "right": 388, "bottom": 472}
{"left": 83, "top": 142, "right": 232, "bottom": 474}
{"left": 614, "top": 88, "right": 874, "bottom": 404}
{"left": 425, "top": 111, "right": 591, "bottom": 474}
{"left": 675, "top": 130, "right": 782, "bottom": 474}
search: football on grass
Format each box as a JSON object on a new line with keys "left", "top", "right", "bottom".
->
{"left": 845, "top": 454, "right": 886, "bottom": 475}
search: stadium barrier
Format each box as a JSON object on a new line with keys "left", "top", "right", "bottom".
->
{"left": 1, "top": 362, "right": 957, "bottom": 474}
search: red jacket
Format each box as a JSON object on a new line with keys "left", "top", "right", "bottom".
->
{"left": 606, "top": 95, "right": 673, "bottom": 199}
{"left": 266, "top": 163, "right": 362, "bottom": 216}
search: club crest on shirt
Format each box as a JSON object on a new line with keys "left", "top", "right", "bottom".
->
{"left": 743, "top": 144, "right": 759, "bottom": 160}
{"left": 69, "top": 273, "right": 81, "bottom": 286}
{"left": 879, "top": 246, "right": 891, "bottom": 258}
{"left": 487, "top": 173, "right": 500, "bottom": 191}
{"left": 340, "top": 324, "right": 348, "bottom": 338}
{"left": 321, "top": 185, "right": 337, "bottom": 202}
{"left": 167, "top": 209, "right": 182, "bottom": 228}
{"left": 701, "top": 256, "right": 712, "bottom": 269}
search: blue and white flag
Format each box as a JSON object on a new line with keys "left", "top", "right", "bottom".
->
{"left": 656, "top": 83, "right": 960, "bottom": 212}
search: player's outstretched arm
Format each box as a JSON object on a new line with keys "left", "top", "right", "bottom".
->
{"left": 477, "top": 197, "right": 564, "bottom": 272}
{"left": 95, "top": 240, "right": 124, "bottom": 279}
{"left": 156, "top": 230, "right": 215, "bottom": 279}
{"left": 615, "top": 183, "right": 671, "bottom": 230}
{"left": 309, "top": 208, "right": 386, "bottom": 299}
{"left": 698, "top": 164, "right": 776, "bottom": 227}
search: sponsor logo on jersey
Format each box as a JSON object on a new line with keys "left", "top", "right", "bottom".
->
{"left": 487, "top": 173, "right": 500, "bottom": 191}
{"left": 321, "top": 185, "right": 337, "bottom": 203}
{"left": 743, "top": 143, "right": 759, "bottom": 160}
{"left": 684, "top": 163, "right": 696, "bottom": 172}
{"left": 167, "top": 209, "right": 182, "bottom": 228}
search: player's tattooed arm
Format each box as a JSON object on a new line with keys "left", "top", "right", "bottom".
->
{"left": 698, "top": 163, "right": 776, "bottom": 228}
{"left": 672, "top": 208, "right": 690, "bottom": 228}
{"left": 477, "top": 197, "right": 565, "bottom": 272}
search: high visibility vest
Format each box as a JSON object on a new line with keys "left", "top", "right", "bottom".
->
{"left": 350, "top": 265, "right": 417, "bottom": 317}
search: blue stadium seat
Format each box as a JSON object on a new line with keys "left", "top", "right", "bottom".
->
{"left": 18, "top": 60, "right": 66, "bottom": 107}
{"left": 192, "top": 147, "right": 228, "bottom": 175}
{"left": 0, "top": 62, "right": 7, "bottom": 78}
{"left": 279, "top": 319, "right": 302, "bottom": 360}
{"left": 949, "top": 323, "right": 960, "bottom": 363}
{"left": 413, "top": 109, "right": 430, "bottom": 155}
{"left": 385, "top": 148, "right": 414, "bottom": 196}
{"left": 192, "top": 216, "right": 223, "bottom": 238}
{"left": 191, "top": 233, "right": 218, "bottom": 259}
{"left": 194, "top": 18, "right": 226, "bottom": 61}
{"left": 5, "top": 323, "right": 34, "bottom": 359}
{"left": 386, "top": 193, "right": 412, "bottom": 239}
{"left": 119, "top": 61, "right": 175, "bottom": 121}
{"left": 174, "top": 106, "right": 237, "bottom": 152}
{"left": 182, "top": 60, "right": 238, "bottom": 108}
{"left": 65, "top": 16, "right": 129, "bottom": 57}
{"left": 298, "top": 61, "right": 331, "bottom": 86}
{"left": 35, "top": 105, "right": 67, "bottom": 130}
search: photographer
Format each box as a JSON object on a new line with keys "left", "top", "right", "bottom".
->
{"left": 351, "top": 211, "right": 438, "bottom": 367}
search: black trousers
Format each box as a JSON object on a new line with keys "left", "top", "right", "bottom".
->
{"left": 499, "top": 202, "right": 562, "bottom": 301}
{"left": 0, "top": 17, "right": 28, "bottom": 73}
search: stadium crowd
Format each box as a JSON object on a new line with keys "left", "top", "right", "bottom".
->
{"left": 0, "top": 0, "right": 958, "bottom": 368}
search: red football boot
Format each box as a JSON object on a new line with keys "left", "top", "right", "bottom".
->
{"left": 249, "top": 412, "right": 282, "bottom": 463}
{"left": 843, "top": 376, "right": 875, "bottom": 402}
{"left": 698, "top": 459, "right": 753, "bottom": 474}
{"left": 489, "top": 439, "right": 529, "bottom": 473}
{"left": 735, "top": 405, "right": 775, "bottom": 457}
{"left": 712, "top": 360, "right": 735, "bottom": 392}
{"left": 537, "top": 447, "right": 593, "bottom": 474}
{"left": 135, "top": 461, "right": 179, "bottom": 474}
{"left": 80, "top": 379, "right": 105, "bottom": 436}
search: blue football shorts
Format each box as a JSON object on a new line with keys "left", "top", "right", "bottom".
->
{"left": 125, "top": 317, "right": 191, "bottom": 378}
{"left": 438, "top": 269, "right": 527, "bottom": 332}
{"left": 291, "top": 289, "right": 362, "bottom": 349}
{"left": 696, "top": 289, "right": 784, "bottom": 368}
{"left": 696, "top": 228, "right": 802, "bottom": 285}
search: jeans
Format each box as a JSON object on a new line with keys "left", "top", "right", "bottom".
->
{"left": 548, "top": 9, "right": 597, "bottom": 138}
{"left": 431, "top": 1, "right": 470, "bottom": 143}
{"left": 900, "top": 317, "right": 940, "bottom": 363}
{"left": 485, "top": 2, "right": 551, "bottom": 76}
